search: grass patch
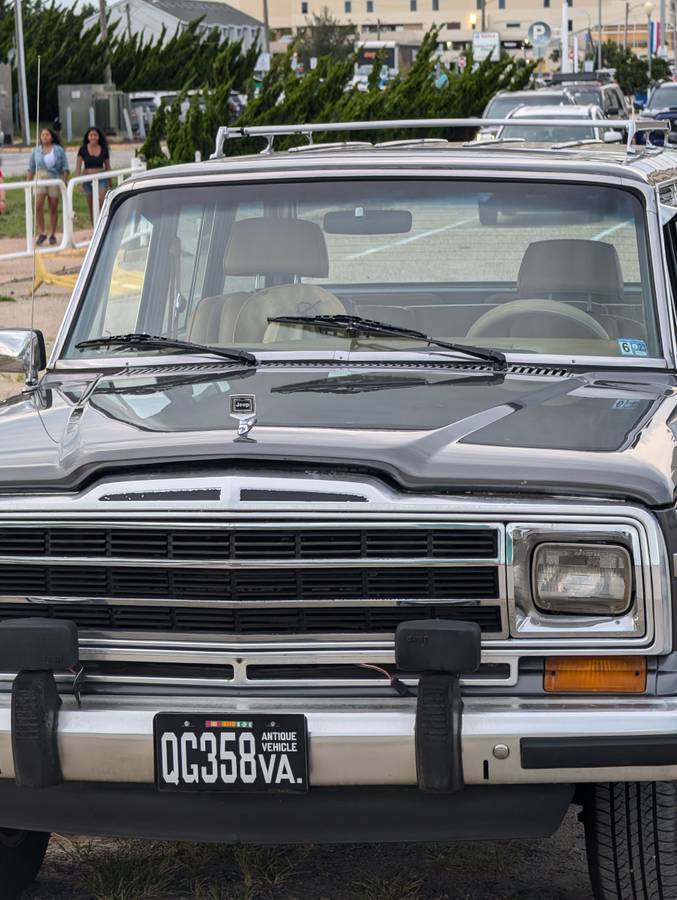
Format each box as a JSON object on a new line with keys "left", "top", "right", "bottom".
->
{"left": 60, "top": 838, "right": 182, "bottom": 900}
{"left": 0, "top": 293, "right": 15, "bottom": 302}
{"left": 57, "top": 838, "right": 310, "bottom": 900}
{"left": 1, "top": 174, "right": 92, "bottom": 240}
{"left": 355, "top": 872, "right": 424, "bottom": 900}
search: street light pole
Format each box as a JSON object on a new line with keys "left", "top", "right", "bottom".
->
{"left": 625, "top": 1, "right": 629, "bottom": 49}
{"left": 481, "top": 0, "right": 486, "bottom": 31}
{"left": 13, "top": 0, "right": 30, "bottom": 145}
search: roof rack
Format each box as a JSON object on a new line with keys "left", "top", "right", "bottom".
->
{"left": 213, "top": 117, "right": 669, "bottom": 158}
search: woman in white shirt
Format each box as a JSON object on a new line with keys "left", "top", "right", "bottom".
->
{"left": 26, "top": 128, "right": 69, "bottom": 246}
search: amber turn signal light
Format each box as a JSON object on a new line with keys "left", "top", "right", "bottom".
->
{"left": 544, "top": 656, "right": 646, "bottom": 693}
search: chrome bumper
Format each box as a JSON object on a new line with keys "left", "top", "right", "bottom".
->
{"left": 0, "top": 694, "right": 676, "bottom": 786}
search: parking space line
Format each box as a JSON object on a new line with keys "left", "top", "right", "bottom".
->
{"left": 344, "top": 216, "right": 477, "bottom": 260}
{"left": 592, "top": 220, "right": 632, "bottom": 240}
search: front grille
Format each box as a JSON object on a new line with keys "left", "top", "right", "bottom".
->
{"left": 0, "top": 564, "right": 498, "bottom": 603}
{"left": 0, "top": 601, "right": 502, "bottom": 635}
{"left": 0, "top": 526, "right": 498, "bottom": 561}
{"left": 0, "top": 520, "right": 505, "bottom": 657}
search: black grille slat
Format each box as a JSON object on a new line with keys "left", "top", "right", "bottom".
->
{"left": 0, "top": 527, "right": 498, "bottom": 561}
{"left": 0, "top": 602, "right": 502, "bottom": 635}
{"left": 0, "top": 565, "right": 499, "bottom": 602}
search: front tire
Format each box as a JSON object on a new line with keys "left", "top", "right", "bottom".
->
{"left": 0, "top": 829, "right": 49, "bottom": 899}
{"left": 582, "top": 782, "right": 677, "bottom": 899}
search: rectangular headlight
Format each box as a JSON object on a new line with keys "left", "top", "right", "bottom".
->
{"left": 532, "top": 543, "right": 632, "bottom": 615}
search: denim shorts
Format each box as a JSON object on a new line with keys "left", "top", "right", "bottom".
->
{"left": 83, "top": 178, "right": 110, "bottom": 194}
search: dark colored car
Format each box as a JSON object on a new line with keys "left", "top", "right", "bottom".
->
{"left": 0, "top": 117, "right": 677, "bottom": 900}
{"left": 641, "top": 81, "right": 677, "bottom": 144}
{"left": 550, "top": 79, "right": 629, "bottom": 119}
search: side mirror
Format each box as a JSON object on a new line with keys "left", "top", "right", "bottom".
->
{"left": 607, "top": 106, "right": 620, "bottom": 116}
{"left": 0, "top": 330, "right": 46, "bottom": 388}
{"left": 603, "top": 130, "right": 623, "bottom": 143}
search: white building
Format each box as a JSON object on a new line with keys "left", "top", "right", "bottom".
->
{"left": 85, "top": 0, "right": 263, "bottom": 50}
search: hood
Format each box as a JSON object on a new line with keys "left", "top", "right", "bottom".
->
{"left": 2, "top": 363, "right": 677, "bottom": 504}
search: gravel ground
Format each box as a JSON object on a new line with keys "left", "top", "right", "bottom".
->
{"left": 21, "top": 808, "right": 591, "bottom": 900}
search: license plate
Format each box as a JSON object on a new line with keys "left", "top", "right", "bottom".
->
{"left": 153, "top": 713, "right": 308, "bottom": 792}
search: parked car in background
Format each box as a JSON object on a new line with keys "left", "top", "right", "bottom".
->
{"left": 495, "top": 104, "right": 614, "bottom": 144}
{"left": 643, "top": 80, "right": 677, "bottom": 138}
{"left": 480, "top": 89, "right": 575, "bottom": 136}
{"left": 549, "top": 78, "right": 629, "bottom": 120}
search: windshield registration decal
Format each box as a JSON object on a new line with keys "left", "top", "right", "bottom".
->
{"left": 618, "top": 339, "right": 648, "bottom": 357}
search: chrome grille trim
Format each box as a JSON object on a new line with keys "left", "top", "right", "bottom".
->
{"left": 0, "top": 487, "right": 669, "bottom": 666}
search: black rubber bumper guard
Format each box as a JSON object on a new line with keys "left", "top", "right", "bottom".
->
{"left": 0, "top": 618, "right": 79, "bottom": 789}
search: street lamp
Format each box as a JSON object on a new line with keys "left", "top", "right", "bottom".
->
{"left": 479, "top": 0, "right": 497, "bottom": 32}
{"left": 625, "top": 0, "right": 653, "bottom": 49}
{"left": 645, "top": 0, "right": 655, "bottom": 81}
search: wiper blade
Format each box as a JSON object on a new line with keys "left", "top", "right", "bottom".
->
{"left": 76, "top": 333, "right": 257, "bottom": 366}
{"left": 268, "top": 314, "right": 507, "bottom": 370}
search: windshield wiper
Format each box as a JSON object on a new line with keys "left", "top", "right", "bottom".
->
{"left": 267, "top": 314, "right": 507, "bottom": 371}
{"left": 76, "top": 333, "right": 257, "bottom": 366}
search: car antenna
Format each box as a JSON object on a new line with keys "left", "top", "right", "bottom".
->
{"left": 26, "top": 55, "right": 41, "bottom": 391}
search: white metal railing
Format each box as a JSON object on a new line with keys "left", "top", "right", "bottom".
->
{"left": 0, "top": 178, "right": 69, "bottom": 261}
{"left": 0, "top": 162, "right": 145, "bottom": 261}
{"left": 66, "top": 167, "right": 134, "bottom": 249}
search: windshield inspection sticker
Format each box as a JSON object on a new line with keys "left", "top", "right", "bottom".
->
{"left": 618, "top": 339, "right": 648, "bottom": 357}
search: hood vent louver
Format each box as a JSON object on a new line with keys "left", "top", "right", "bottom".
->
{"left": 123, "top": 361, "right": 570, "bottom": 378}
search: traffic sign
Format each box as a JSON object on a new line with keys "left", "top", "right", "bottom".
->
{"left": 472, "top": 32, "right": 500, "bottom": 62}
{"left": 527, "top": 21, "right": 552, "bottom": 48}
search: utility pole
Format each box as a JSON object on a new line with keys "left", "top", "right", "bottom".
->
{"left": 481, "top": 0, "right": 486, "bottom": 31}
{"left": 597, "top": 0, "right": 603, "bottom": 68}
{"left": 561, "top": 0, "right": 570, "bottom": 73}
{"left": 648, "top": 6, "right": 653, "bottom": 79}
{"left": 660, "top": 0, "right": 667, "bottom": 55}
{"left": 13, "top": 0, "right": 30, "bottom": 145}
{"left": 261, "top": 0, "right": 270, "bottom": 54}
{"left": 624, "top": 1, "right": 629, "bottom": 49}
{"left": 98, "top": 0, "right": 112, "bottom": 86}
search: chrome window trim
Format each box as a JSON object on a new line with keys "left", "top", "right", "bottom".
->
{"left": 48, "top": 166, "right": 675, "bottom": 370}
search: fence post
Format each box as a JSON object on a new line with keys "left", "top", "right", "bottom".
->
{"left": 24, "top": 184, "right": 33, "bottom": 253}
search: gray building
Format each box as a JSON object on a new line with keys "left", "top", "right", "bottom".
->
{"left": 84, "top": 0, "right": 262, "bottom": 50}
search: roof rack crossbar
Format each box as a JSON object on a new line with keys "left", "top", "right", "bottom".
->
{"left": 212, "top": 117, "right": 670, "bottom": 158}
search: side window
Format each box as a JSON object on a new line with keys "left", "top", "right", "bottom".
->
{"left": 662, "top": 218, "right": 677, "bottom": 311}
{"left": 169, "top": 204, "right": 216, "bottom": 337}
{"left": 102, "top": 212, "right": 153, "bottom": 336}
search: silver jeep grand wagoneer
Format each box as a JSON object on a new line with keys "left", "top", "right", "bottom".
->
{"left": 0, "top": 117, "right": 676, "bottom": 899}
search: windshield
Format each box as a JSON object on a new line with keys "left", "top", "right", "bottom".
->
{"left": 569, "top": 89, "right": 603, "bottom": 107}
{"left": 485, "top": 93, "right": 571, "bottom": 118}
{"left": 648, "top": 85, "right": 677, "bottom": 108}
{"left": 64, "top": 179, "right": 659, "bottom": 361}
{"left": 500, "top": 120, "right": 597, "bottom": 141}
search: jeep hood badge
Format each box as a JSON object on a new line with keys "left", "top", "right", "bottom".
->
{"left": 230, "top": 394, "right": 257, "bottom": 442}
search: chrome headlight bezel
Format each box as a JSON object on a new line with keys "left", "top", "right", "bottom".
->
{"left": 508, "top": 523, "right": 646, "bottom": 641}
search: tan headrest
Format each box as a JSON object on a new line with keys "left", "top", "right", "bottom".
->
{"left": 224, "top": 218, "right": 329, "bottom": 278}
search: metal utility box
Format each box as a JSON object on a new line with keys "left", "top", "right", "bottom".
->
{"left": 57, "top": 84, "right": 133, "bottom": 140}
{"left": 0, "top": 64, "right": 13, "bottom": 143}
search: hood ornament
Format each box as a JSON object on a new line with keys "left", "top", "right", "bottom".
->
{"left": 230, "top": 394, "right": 257, "bottom": 442}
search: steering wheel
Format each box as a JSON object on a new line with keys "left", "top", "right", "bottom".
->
{"left": 466, "top": 298, "right": 611, "bottom": 341}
